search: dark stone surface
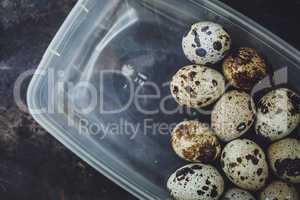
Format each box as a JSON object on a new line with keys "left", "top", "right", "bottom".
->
{"left": 0, "top": 0, "right": 299, "bottom": 199}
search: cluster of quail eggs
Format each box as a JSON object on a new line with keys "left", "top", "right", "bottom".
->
{"left": 167, "top": 21, "right": 300, "bottom": 200}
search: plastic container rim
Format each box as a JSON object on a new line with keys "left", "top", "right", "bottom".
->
{"left": 27, "top": 0, "right": 300, "bottom": 199}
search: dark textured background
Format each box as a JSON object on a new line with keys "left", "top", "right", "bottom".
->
{"left": 0, "top": 0, "right": 299, "bottom": 199}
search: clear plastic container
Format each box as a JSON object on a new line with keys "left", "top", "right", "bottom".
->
{"left": 27, "top": 0, "right": 300, "bottom": 199}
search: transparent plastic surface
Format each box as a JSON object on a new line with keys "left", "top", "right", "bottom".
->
{"left": 27, "top": 0, "right": 300, "bottom": 199}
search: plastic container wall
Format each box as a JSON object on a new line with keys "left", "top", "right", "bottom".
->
{"left": 27, "top": 0, "right": 300, "bottom": 199}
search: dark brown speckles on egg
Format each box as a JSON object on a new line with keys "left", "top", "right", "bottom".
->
{"left": 167, "top": 164, "right": 224, "bottom": 200}
{"left": 245, "top": 154, "right": 259, "bottom": 165}
{"left": 182, "top": 22, "right": 231, "bottom": 65}
{"left": 189, "top": 71, "right": 197, "bottom": 80}
{"left": 259, "top": 102, "right": 269, "bottom": 114}
{"left": 254, "top": 149, "right": 260, "bottom": 156}
{"left": 257, "top": 168, "right": 263, "bottom": 176}
{"left": 223, "top": 47, "right": 267, "bottom": 90}
{"left": 180, "top": 74, "right": 188, "bottom": 80}
{"left": 213, "top": 41, "right": 222, "bottom": 51}
{"left": 237, "top": 157, "right": 242, "bottom": 163}
{"left": 212, "top": 80, "right": 218, "bottom": 86}
{"left": 175, "top": 167, "right": 195, "bottom": 181}
{"left": 201, "top": 26, "right": 209, "bottom": 32}
{"left": 171, "top": 120, "right": 222, "bottom": 163}
{"left": 212, "top": 91, "right": 256, "bottom": 142}
{"left": 224, "top": 188, "right": 255, "bottom": 200}
{"left": 197, "top": 190, "right": 205, "bottom": 196}
{"left": 171, "top": 65, "right": 225, "bottom": 108}
{"left": 221, "top": 139, "right": 268, "bottom": 190}
{"left": 247, "top": 120, "right": 253, "bottom": 126}
{"left": 196, "top": 48, "right": 207, "bottom": 57}
{"left": 275, "top": 158, "right": 300, "bottom": 178}
{"left": 202, "top": 186, "right": 209, "bottom": 191}
{"left": 229, "top": 162, "right": 238, "bottom": 168}
{"left": 256, "top": 89, "right": 300, "bottom": 141}
{"left": 185, "top": 86, "right": 194, "bottom": 94}
{"left": 191, "top": 165, "right": 203, "bottom": 170}
{"left": 172, "top": 86, "right": 179, "bottom": 94}
{"left": 206, "top": 179, "right": 211, "bottom": 185}
{"left": 192, "top": 29, "right": 201, "bottom": 47}
{"left": 210, "top": 185, "right": 218, "bottom": 198}
{"left": 259, "top": 178, "right": 264, "bottom": 183}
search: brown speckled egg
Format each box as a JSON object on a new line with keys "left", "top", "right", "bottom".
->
{"left": 260, "top": 181, "right": 299, "bottom": 200}
{"left": 268, "top": 138, "right": 300, "bottom": 183}
{"left": 223, "top": 188, "right": 255, "bottom": 200}
{"left": 220, "top": 139, "right": 269, "bottom": 191}
{"left": 255, "top": 88, "right": 300, "bottom": 142}
{"left": 223, "top": 47, "right": 267, "bottom": 90}
{"left": 182, "top": 21, "right": 231, "bottom": 65}
{"left": 171, "top": 120, "right": 222, "bottom": 163}
{"left": 167, "top": 164, "right": 224, "bottom": 200}
{"left": 211, "top": 90, "right": 256, "bottom": 142}
{"left": 170, "top": 65, "right": 225, "bottom": 108}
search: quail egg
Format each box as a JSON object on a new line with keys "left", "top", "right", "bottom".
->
{"left": 211, "top": 90, "right": 256, "bottom": 142}
{"left": 220, "top": 139, "right": 269, "bottom": 191}
{"left": 171, "top": 120, "right": 222, "bottom": 163}
{"left": 223, "top": 47, "right": 267, "bottom": 90}
{"left": 170, "top": 65, "right": 225, "bottom": 108}
{"left": 167, "top": 163, "right": 224, "bottom": 200}
{"left": 222, "top": 188, "right": 255, "bottom": 200}
{"left": 268, "top": 138, "right": 300, "bottom": 183}
{"left": 182, "top": 22, "right": 231, "bottom": 65}
{"left": 260, "top": 181, "right": 298, "bottom": 200}
{"left": 255, "top": 88, "right": 300, "bottom": 142}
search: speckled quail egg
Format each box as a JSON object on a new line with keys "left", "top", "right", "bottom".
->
{"left": 171, "top": 120, "right": 222, "bottom": 163}
{"left": 260, "top": 181, "right": 299, "bottom": 200}
{"left": 170, "top": 65, "right": 225, "bottom": 108}
{"left": 220, "top": 139, "right": 269, "bottom": 191}
{"left": 255, "top": 88, "right": 300, "bottom": 142}
{"left": 223, "top": 47, "right": 267, "bottom": 90}
{"left": 222, "top": 188, "right": 255, "bottom": 200}
{"left": 167, "top": 163, "right": 224, "bottom": 200}
{"left": 211, "top": 90, "right": 256, "bottom": 142}
{"left": 268, "top": 138, "right": 300, "bottom": 183}
{"left": 182, "top": 22, "right": 231, "bottom": 65}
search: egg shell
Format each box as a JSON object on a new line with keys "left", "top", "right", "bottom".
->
{"left": 220, "top": 139, "right": 269, "bottom": 191}
{"left": 171, "top": 120, "right": 222, "bottom": 163}
{"left": 223, "top": 188, "right": 255, "bottom": 200}
{"left": 167, "top": 163, "right": 224, "bottom": 200}
{"left": 260, "top": 181, "right": 298, "bottom": 200}
{"left": 223, "top": 47, "right": 267, "bottom": 90}
{"left": 211, "top": 90, "right": 256, "bottom": 142}
{"left": 268, "top": 138, "right": 300, "bottom": 183}
{"left": 255, "top": 88, "right": 300, "bottom": 142}
{"left": 170, "top": 65, "right": 225, "bottom": 108}
{"left": 182, "top": 21, "right": 231, "bottom": 65}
